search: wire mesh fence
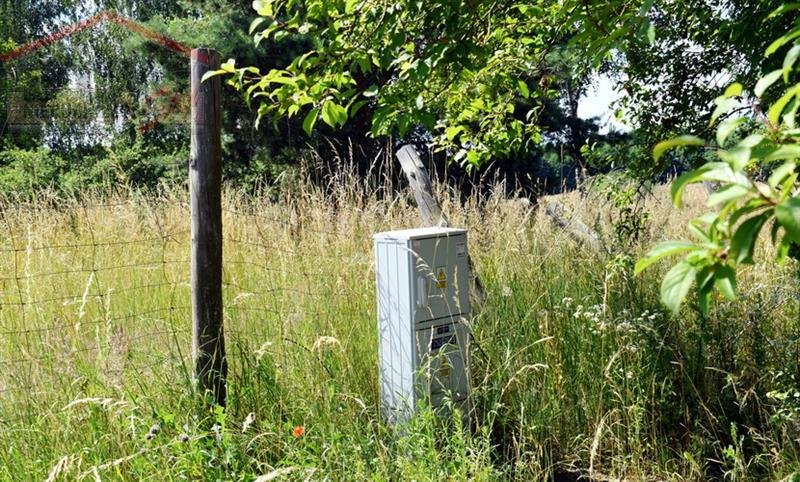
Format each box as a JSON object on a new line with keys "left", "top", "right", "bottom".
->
{"left": 0, "top": 190, "right": 382, "bottom": 423}
{"left": 0, "top": 198, "right": 190, "bottom": 411}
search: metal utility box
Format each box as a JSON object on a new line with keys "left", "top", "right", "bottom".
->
{"left": 374, "top": 227, "right": 471, "bottom": 423}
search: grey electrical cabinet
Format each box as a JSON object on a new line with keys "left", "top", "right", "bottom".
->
{"left": 374, "top": 227, "right": 471, "bottom": 423}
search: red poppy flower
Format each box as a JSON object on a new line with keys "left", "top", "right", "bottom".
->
{"left": 292, "top": 425, "right": 305, "bottom": 438}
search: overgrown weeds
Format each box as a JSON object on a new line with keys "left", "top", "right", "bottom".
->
{"left": 0, "top": 163, "right": 797, "bottom": 480}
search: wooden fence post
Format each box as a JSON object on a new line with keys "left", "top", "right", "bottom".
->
{"left": 396, "top": 145, "right": 486, "bottom": 305}
{"left": 190, "top": 47, "right": 226, "bottom": 406}
{"left": 396, "top": 145, "right": 449, "bottom": 227}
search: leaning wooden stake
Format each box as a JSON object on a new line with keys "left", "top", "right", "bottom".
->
{"left": 544, "top": 201, "right": 602, "bottom": 252}
{"left": 190, "top": 48, "right": 226, "bottom": 406}
{"left": 396, "top": 145, "right": 485, "bottom": 305}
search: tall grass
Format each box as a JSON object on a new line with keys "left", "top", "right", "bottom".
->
{"left": 0, "top": 164, "right": 798, "bottom": 480}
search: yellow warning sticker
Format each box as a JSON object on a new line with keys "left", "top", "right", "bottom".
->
{"left": 435, "top": 267, "right": 447, "bottom": 289}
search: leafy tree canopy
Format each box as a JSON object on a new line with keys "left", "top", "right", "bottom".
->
{"left": 615, "top": 0, "right": 796, "bottom": 175}
{"left": 214, "top": 0, "right": 655, "bottom": 168}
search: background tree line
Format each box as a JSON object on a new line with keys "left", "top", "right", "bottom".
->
{"left": 0, "top": 0, "right": 795, "bottom": 197}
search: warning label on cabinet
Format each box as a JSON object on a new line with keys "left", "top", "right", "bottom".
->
{"left": 435, "top": 267, "right": 447, "bottom": 288}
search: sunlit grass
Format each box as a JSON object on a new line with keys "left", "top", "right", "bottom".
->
{"left": 0, "top": 172, "right": 797, "bottom": 480}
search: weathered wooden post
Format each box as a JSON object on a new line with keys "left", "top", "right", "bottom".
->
{"left": 396, "top": 145, "right": 449, "bottom": 227}
{"left": 544, "top": 201, "right": 602, "bottom": 252}
{"left": 190, "top": 47, "right": 226, "bottom": 405}
{"left": 396, "top": 145, "right": 486, "bottom": 305}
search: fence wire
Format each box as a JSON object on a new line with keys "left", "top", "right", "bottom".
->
{"left": 0, "top": 194, "right": 378, "bottom": 424}
{"left": 0, "top": 198, "right": 191, "bottom": 419}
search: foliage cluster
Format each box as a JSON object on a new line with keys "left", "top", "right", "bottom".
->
{"left": 638, "top": 5, "right": 800, "bottom": 314}
{"left": 215, "top": 0, "right": 655, "bottom": 168}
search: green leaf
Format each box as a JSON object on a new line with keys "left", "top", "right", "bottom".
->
{"left": 688, "top": 221, "right": 711, "bottom": 243}
{"left": 777, "top": 235, "right": 792, "bottom": 263}
{"left": 302, "top": 107, "right": 320, "bottom": 135}
{"left": 775, "top": 197, "right": 800, "bottom": 243}
{"left": 764, "top": 145, "right": 800, "bottom": 162}
{"left": 201, "top": 69, "right": 228, "bottom": 83}
{"left": 710, "top": 97, "right": 738, "bottom": 125}
{"left": 724, "top": 82, "right": 743, "bottom": 97}
{"left": 765, "top": 27, "right": 800, "bottom": 57}
{"left": 254, "top": 103, "right": 268, "bottom": 130}
{"left": 698, "top": 284, "right": 712, "bottom": 315}
{"left": 252, "top": 0, "right": 273, "bottom": 16}
{"left": 768, "top": 161, "right": 797, "bottom": 188}
{"left": 784, "top": 45, "right": 800, "bottom": 82}
{"left": 714, "top": 265, "right": 737, "bottom": 300}
{"left": 518, "top": 80, "right": 530, "bottom": 99}
{"left": 769, "top": 3, "right": 800, "bottom": 19}
{"left": 716, "top": 117, "right": 746, "bottom": 147}
{"left": 730, "top": 213, "right": 771, "bottom": 264}
{"left": 362, "top": 85, "right": 379, "bottom": 98}
{"left": 635, "top": 241, "right": 699, "bottom": 275}
{"left": 671, "top": 162, "right": 720, "bottom": 208}
{"left": 647, "top": 22, "right": 655, "bottom": 45}
{"left": 654, "top": 135, "right": 705, "bottom": 163}
{"left": 466, "top": 149, "right": 481, "bottom": 166}
{"left": 780, "top": 173, "right": 798, "bottom": 199}
{"left": 249, "top": 17, "right": 266, "bottom": 34}
{"left": 660, "top": 261, "right": 696, "bottom": 314}
{"left": 706, "top": 184, "right": 750, "bottom": 207}
{"left": 321, "top": 100, "right": 347, "bottom": 128}
{"left": 696, "top": 266, "right": 715, "bottom": 315}
{"left": 445, "top": 125, "right": 464, "bottom": 141}
{"left": 718, "top": 146, "right": 752, "bottom": 171}
{"left": 768, "top": 85, "right": 800, "bottom": 126}
{"left": 397, "top": 114, "right": 412, "bottom": 137}
{"left": 220, "top": 58, "right": 236, "bottom": 72}
{"left": 349, "top": 100, "right": 368, "bottom": 117}
{"left": 755, "top": 70, "right": 782, "bottom": 98}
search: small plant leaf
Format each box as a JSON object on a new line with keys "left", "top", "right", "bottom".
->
{"left": 784, "top": 44, "right": 800, "bottom": 81}
{"left": 647, "top": 22, "right": 656, "bottom": 45}
{"left": 775, "top": 197, "right": 800, "bottom": 243}
{"left": 755, "top": 69, "right": 783, "bottom": 98}
{"left": 518, "top": 80, "right": 530, "bottom": 99}
{"left": 252, "top": 0, "right": 273, "bottom": 16}
{"left": 724, "top": 82, "right": 743, "bottom": 98}
{"left": 660, "top": 261, "right": 696, "bottom": 314}
{"left": 671, "top": 162, "right": 720, "bottom": 208}
{"left": 706, "top": 184, "right": 750, "bottom": 207}
{"left": 249, "top": 17, "right": 266, "bottom": 34}
{"left": 635, "top": 241, "right": 699, "bottom": 275}
{"left": 730, "top": 213, "right": 771, "bottom": 264}
{"left": 654, "top": 135, "right": 705, "bottom": 164}
{"left": 710, "top": 97, "right": 738, "bottom": 125}
{"left": 302, "top": 107, "right": 320, "bottom": 135}
{"left": 716, "top": 117, "right": 746, "bottom": 147}
{"left": 362, "top": 85, "right": 379, "bottom": 97}
{"left": 764, "top": 145, "right": 800, "bottom": 162}
{"left": 321, "top": 100, "right": 347, "bottom": 128}
{"left": 768, "top": 85, "right": 800, "bottom": 126}
{"left": 768, "top": 161, "right": 797, "bottom": 188}
{"left": 765, "top": 27, "right": 800, "bottom": 57}
{"left": 714, "top": 264, "right": 737, "bottom": 300}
